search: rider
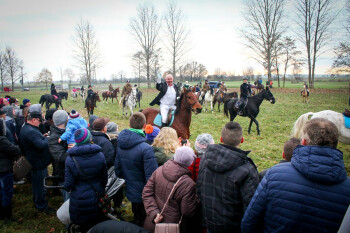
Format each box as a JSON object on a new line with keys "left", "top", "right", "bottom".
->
{"left": 109, "top": 83, "right": 113, "bottom": 92}
{"left": 301, "top": 82, "right": 310, "bottom": 96}
{"left": 238, "top": 77, "right": 252, "bottom": 115}
{"left": 84, "top": 85, "right": 95, "bottom": 108}
{"left": 134, "top": 84, "right": 139, "bottom": 93}
{"left": 183, "top": 81, "right": 190, "bottom": 89}
{"left": 51, "top": 83, "right": 58, "bottom": 99}
{"left": 201, "top": 80, "right": 210, "bottom": 98}
{"left": 121, "top": 80, "right": 132, "bottom": 106}
{"left": 220, "top": 81, "right": 227, "bottom": 93}
{"left": 150, "top": 73, "right": 179, "bottom": 127}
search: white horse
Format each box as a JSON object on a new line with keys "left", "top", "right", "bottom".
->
{"left": 80, "top": 88, "right": 86, "bottom": 102}
{"left": 292, "top": 110, "right": 350, "bottom": 145}
{"left": 201, "top": 88, "right": 214, "bottom": 113}
{"left": 122, "top": 89, "right": 137, "bottom": 117}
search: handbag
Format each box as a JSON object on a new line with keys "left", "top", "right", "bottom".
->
{"left": 13, "top": 156, "right": 32, "bottom": 181}
{"left": 154, "top": 176, "right": 184, "bottom": 233}
{"left": 71, "top": 156, "right": 111, "bottom": 215}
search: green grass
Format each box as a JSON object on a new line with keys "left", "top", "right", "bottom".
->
{"left": 0, "top": 86, "right": 349, "bottom": 232}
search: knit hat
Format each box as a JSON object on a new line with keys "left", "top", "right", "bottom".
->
{"left": 23, "top": 99, "right": 30, "bottom": 105}
{"left": 106, "top": 122, "right": 118, "bottom": 133}
{"left": 2, "top": 106, "right": 14, "bottom": 118}
{"left": 89, "top": 115, "right": 98, "bottom": 127}
{"left": 69, "top": 110, "right": 80, "bottom": 119}
{"left": 0, "top": 109, "right": 6, "bottom": 116}
{"left": 53, "top": 110, "right": 69, "bottom": 126}
{"left": 29, "top": 104, "right": 42, "bottom": 114}
{"left": 74, "top": 128, "right": 92, "bottom": 145}
{"left": 45, "top": 108, "right": 57, "bottom": 120}
{"left": 93, "top": 117, "right": 110, "bottom": 131}
{"left": 195, "top": 133, "right": 215, "bottom": 155}
{"left": 0, "top": 118, "right": 6, "bottom": 136}
{"left": 174, "top": 146, "right": 195, "bottom": 167}
{"left": 145, "top": 124, "right": 160, "bottom": 142}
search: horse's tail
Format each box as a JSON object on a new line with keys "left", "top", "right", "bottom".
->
{"left": 39, "top": 95, "right": 44, "bottom": 105}
{"left": 224, "top": 99, "right": 230, "bottom": 117}
{"left": 291, "top": 112, "right": 314, "bottom": 138}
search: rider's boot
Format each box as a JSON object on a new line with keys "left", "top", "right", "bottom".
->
{"left": 161, "top": 123, "right": 167, "bottom": 127}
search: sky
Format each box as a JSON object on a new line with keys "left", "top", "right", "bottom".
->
{"left": 0, "top": 0, "right": 347, "bottom": 82}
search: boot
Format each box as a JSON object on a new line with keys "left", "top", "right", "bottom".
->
{"left": 161, "top": 123, "right": 167, "bottom": 127}
{"left": 3, "top": 204, "right": 15, "bottom": 222}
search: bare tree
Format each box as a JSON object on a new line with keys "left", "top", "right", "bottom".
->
{"left": 132, "top": 51, "right": 145, "bottom": 87}
{"left": 130, "top": 3, "right": 161, "bottom": 88}
{"left": 63, "top": 68, "right": 75, "bottom": 90}
{"left": 184, "top": 61, "right": 199, "bottom": 81}
{"left": 164, "top": 1, "right": 190, "bottom": 79}
{"left": 73, "top": 18, "right": 101, "bottom": 86}
{"left": 197, "top": 64, "right": 208, "bottom": 80}
{"left": 4, "top": 47, "right": 21, "bottom": 90}
{"left": 272, "top": 41, "right": 283, "bottom": 87}
{"left": 280, "top": 37, "right": 302, "bottom": 87}
{"left": 241, "top": 0, "right": 285, "bottom": 81}
{"left": 295, "top": 0, "right": 338, "bottom": 88}
{"left": 118, "top": 70, "right": 127, "bottom": 83}
{"left": 0, "top": 52, "right": 8, "bottom": 92}
{"left": 243, "top": 66, "right": 255, "bottom": 81}
{"left": 36, "top": 68, "right": 53, "bottom": 90}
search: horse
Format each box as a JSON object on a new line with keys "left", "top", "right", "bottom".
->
{"left": 80, "top": 88, "right": 86, "bottom": 102}
{"left": 142, "top": 89, "right": 202, "bottom": 139}
{"left": 301, "top": 84, "right": 308, "bottom": 103}
{"left": 291, "top": 110, "right": 350, "bottom": 145}
{"left": 58, "top": 91, "right": 68, "bottom": 100}
{"left": 213, "top": 91, "right": 238, "bottom": 112}
{"left": 224, "top": 87, "right": 276, "bottom": 135}
{"left": 86, "top": 92, "right": 101, "bottom": 116}
{"left": 39, "top": 94, "right": 64, "bottom": 110}
{"left": 255, "top": 82, "right": 264, "bottom": 93}
{"left": 110, "top": 88, "right": 120, "bottom": 103}
{"left": 71, "top": 90, "right": 78, "bottom": 101}
{"left": 122, "top": 89, "right": 137, "bottom": 117}
{"left": 200, "top": 87, "right": 214, "bottom": 113}
{"left": 136, "top": 90, "right": 142, "bottom": 108}
{"left": 102, "top": 91, "right": 112, "bottom": 103}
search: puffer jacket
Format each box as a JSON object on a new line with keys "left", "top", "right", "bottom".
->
{"left": 0, "top": 136, "right": 21, "bottom": 174}
{"left": 115, "top": 129, "right": 157, "bottom": 203}
{"left": 197, "top": 144, "right": 259, "bottom": 233}
{"left": 64, "top": 143, "right": 107, "bottom": 225}
{"left": 152, "top": 146, "right": 173, "bottom": 166}
{"left": 241, "top": 145, "right": 350, "bottom": 233}
{"left": 60, "top": 117, "right": 88, "bottom": 144}
{"left": 143, "top": 159, "right": 198, "bottom": 232}
{"left": 91, "top": 131, "right": 115, "bottom": 168}
{"left": 48, "top": 125, "right": 68, "bottom": 181}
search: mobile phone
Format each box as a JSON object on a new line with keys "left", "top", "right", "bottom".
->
{"left": 181, "top": 139, "right": 187, "bottom": 145}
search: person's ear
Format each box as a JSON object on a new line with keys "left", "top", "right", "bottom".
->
{"left": 220, "top": 136, "right": 223, "bottom": 143}
{"left": 282, "top": 152, "right": 286, "bottom": 159}
{"left": 142, "top": 123, "right": 146, "bottom": 131}
{"left": 240, "top": 137, "right": 244, "bottom": 144}
{"left": 301, "top": 138, "right": 307, "bottom": 146}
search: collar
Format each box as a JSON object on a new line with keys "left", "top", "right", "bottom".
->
{"left": 129, "top": 128, "right": 145, "bottom": 137}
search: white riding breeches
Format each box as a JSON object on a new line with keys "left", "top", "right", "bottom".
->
{"left": 160, "top": 104, "right": 176, "bottom": 123}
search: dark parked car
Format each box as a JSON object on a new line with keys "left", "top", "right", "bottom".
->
{"left": 209, "top": 81, "right": 221, "bottom": 88}
{"left": 23, "top": 88, "right": 30, "bottom": 91}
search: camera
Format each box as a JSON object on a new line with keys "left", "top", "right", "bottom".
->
{"left": 181, "top": 139, "right": 187, "bottom": 145}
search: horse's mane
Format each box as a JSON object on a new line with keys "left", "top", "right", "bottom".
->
{"left": 175, "top": 89, "right": 192, "bottom": 115}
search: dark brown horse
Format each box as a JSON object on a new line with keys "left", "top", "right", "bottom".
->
{"left": 102, "top": 91, "right": 111, "bottom": 103}
{"left": 212, "top": 91, "right": 238, "bottom": 112}
{"left": 87, "top": 92, "right": 101, "bottom": 116}
{"left": 142, "top": 89, "right": 202, "bottom": 139}
{"left": 110, "top": 88, "right": 120, "bottom": 103}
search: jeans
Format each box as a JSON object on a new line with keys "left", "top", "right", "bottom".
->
{"left": 59, "top": 182, "right": 70, "bottom": 202}
{"left": 0, "top": 172, "right": 13, "bottom": 207}
{"left": 31, "top": 168, "right": 48, "bottom": 210}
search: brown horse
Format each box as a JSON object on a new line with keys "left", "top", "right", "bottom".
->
{"left": 102, "top": 91, "right": 111, "bottom": 103}
{"left": 213, "top": 91, "right": 238, "bottom": 112}
{"left": 142, "top": 89, "right": 202, "bottom": 139}
{"left": 110, "top": 88, "right": 120, "bottom": 103}
{"left": 87, "top": 92, "right": 101, "bottom": 116}
{"left": 301, "top": 85, "right": 308, "bottom": 103}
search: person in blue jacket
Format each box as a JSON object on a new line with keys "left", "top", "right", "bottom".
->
{"left": 241, "top": 118, "right": 350, "bottom": 233}
{"left": 115, "top": 112, "right": 158, "bottom": 227}
{"left": 64, "top": 128, "right": 108, "bottom": 233}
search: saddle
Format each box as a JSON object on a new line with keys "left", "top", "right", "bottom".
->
{"left": 235, "top": 99, "right": 248, "bottom": 115}
{"left": 153, "top": 109, "right": 175, "bottom": 127}
{"left": 53, "top": 95, "right": 58, "bottom": 100}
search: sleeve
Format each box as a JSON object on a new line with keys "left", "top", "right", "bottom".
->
{"left": 32, "top": 131, "right": 49, "bottom": 151}
{"left": 114, "top": 148, "right": 123, "bottom": 178}
{"left": 142, "top": 172, "right": 160, "bottom": 218}
{"left": 179, "top": 181, "right": 198, "bottom": 217}
{"left": 156, "top": 82, "right": 164, "bottom": 92}
{"left": 63, "top": 157, "right": 74, "bottom": 191}
{"left": 3, "top": 139, "right": 21, "bottom": 160}
{"left": 48, "top": 138, "right": 68, "bottom": 163}
{"left": 241, "top": 172, "right": 269, "bottom": 233}
{"left": 100, "top": 153, "right": 108, "bottom": 188}
{"left": 248, "top": 85, "right": 252, "bottom": 93}
{"left": 60, "top": 122, "right": 73, "bottom": 141}
{"left": 143, "top": 145, "right": 158, "bottom": 181}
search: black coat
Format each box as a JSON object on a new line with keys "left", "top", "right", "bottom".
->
{"left": 91, "top": 131, "right": 115, "bottom": 168}
{"left": 90, "top": 220, "right": 151, "bottom": 233}
{"left": 20, "top": 123, "right": 53, "bottom": 170}
{"left": 0, "top": 136, "right": 21, "bottom": 174}
{"left": 197, "top": 144, "right": 259, "bottom": 233}
{"left": 48, "top": 125, "right": 68, "bottom": 181}
{"left": 150, "top": 81, "right": 179, "bottom": 106}
{"left": 240, "top": 83, "right": 251, "bottom": 98}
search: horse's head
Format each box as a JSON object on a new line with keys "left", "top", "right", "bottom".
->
{"left": 183, "top": 90, "right": 202, "bottom": 114}
{"left": 94, "top": 92, "right": 101, "bottom": 102}
{"left": 264, "top": 87, "right": 275, "bottom": 104}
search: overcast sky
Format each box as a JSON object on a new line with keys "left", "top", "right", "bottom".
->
{"left": 0, "top": 0, "right": 346, "bottom": 82}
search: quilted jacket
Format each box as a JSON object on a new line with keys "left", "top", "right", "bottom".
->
{"left": 60, "top": 117, "right": 88, "bottom": 144}
{"left": 91, "top": 131, "right": 115, "bottom": 168}
{"left": 241, "top": 145, "right": 350, "bottom": 233}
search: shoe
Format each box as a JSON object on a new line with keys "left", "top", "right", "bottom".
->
{"left": 39, "top": 207, "right": 55, "bottom": 215}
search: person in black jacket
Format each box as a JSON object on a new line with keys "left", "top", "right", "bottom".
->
{"left": 0, "top": 118, "right": 21, "bottom": 220}
{"left": 91, "top": 117, "right": 115, "bottom": 168}
{"left": 85, "top": 85, "right": 96, "bottom": 108}
{"left": 20, "top": 111, "right": 54, "bottom": 214}
{"left": 48, "top": 110, "right": 69, "bottom": 201}
{"left": 238, "top": 77, "right": 252, "bottom": 115}
{"left": 149, "top": 73, "right": 179, "bottom": 126}
{"left": 197, "top": 122, "right": 259, "bottom": 233}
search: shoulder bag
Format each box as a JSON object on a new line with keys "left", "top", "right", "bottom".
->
{"left": 13, "top": 156, "right": 32, "bottom": 181}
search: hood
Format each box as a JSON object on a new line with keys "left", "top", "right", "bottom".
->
{"left": 68, "top": 143, "right": 102, "bottom": 157}
{"left": 117, "top": 129, "right": 146, "bottom": 149}
{"left": 291, "top": 145, "right": 347, "bottom": 184}
{"left": 3, "top": 106, "right": 14, "bottom": 118}
{"left": 162, "top": 159, "right": 191, "bottom": 182}
{"left": 205, "top": 144, "right": 250, "bottom": 173}
{"left": 49, "top": 125, "right": 65, "bottom": 136}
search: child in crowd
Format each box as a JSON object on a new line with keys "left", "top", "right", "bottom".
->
{"left": 144, "top": 124, "right": 160, "bottom": 145}
{"left": 59, "top": 110, "right": 88, "bottom": 148}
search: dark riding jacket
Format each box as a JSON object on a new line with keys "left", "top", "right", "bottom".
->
{"left": 87, "top": 89, "right": 94, "bottom": 99}
{"left": 240, "top": 83, "right": 251, "bottom": 98}
{"left": 150, "top": 82, "right": 180, "bottom": 106}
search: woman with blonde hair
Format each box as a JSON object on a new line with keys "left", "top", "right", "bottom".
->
{"left": 152, "top": 127, "right": 179, "bottom": 166}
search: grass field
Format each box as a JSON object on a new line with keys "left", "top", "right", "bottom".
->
{"left": 0, "top": 83, "right": 349, "bottom": 232}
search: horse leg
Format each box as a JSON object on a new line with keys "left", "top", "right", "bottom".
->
{"left": 210, "top": 99, "right": 213, "bottom": 113}
{"left": 248, "top": 118, "right": 254, "bottom": 134}
{"left": 251, "top": 116, "right": 260, "bottom": 135}
{"left": 130, "top": 106, "right": 133, "bottom": 115}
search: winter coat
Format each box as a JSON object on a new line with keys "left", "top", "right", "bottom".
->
{"left": 64, "top": 143, "right": 108, "bottom": 225}
{"left": 240, "top": 83, "right": 251, "bottom": 98}
{"left": 20, "top": 123, "right": 52, "bottom": 170}
{"left": 91, "top": 131, "right": 115, "bottom": 168}
{"left": 150, "top": 81, "right": 179, "bottom": 106}
{"left": 258, "top": 159, "right": 287, "bottom": 181}
{"left": 188, "top": 157, "right": 201, "bottom": 182}
{"left": 5, "top": 117, "right": 17, "bottom": 144}
{"left": 115, "top": 129, "right": 158, "bottom": 203}
{"left": 197, "top": 144, "right": 259, "bottom": 233}
{"left": 15, "top": 115, "right": 25, "bottom": 141}
{"left": 241, "top": 145, "right": 350, "bottom": 233}
{"left": 0, "top": 136, "right": 21, "bottom": 174}
{"left": 48, "top": 125, "right": 68, "bottom": 181}
{"left": 152, "top": 146, "right": 173, "bottom": 166}
{"left": 143, "top": 159, "right": 198, "bottom": 232}
{"left": 60, "top": 117, "right": 88, "bottom": 144}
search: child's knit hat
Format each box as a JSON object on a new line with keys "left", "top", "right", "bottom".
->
{"left": 74, "top": 128, "right": 91, "bottom": 145}
{"left": 145, "top": 124, "right": 160, "bottom": 142}
{"left": 69, "top": 110, "right": 80, "bottom": 119}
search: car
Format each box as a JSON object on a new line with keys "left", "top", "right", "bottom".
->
{"left": 4, "top": 87, "right": 13, "bottom": 92}
{"left": 209, "top": 81, "right": 221, "bottom": 88}
{"left": 23, "top": 88, "right": 30, "bottom": 91}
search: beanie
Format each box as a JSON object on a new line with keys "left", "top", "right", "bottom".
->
{"left": 2, "top": 106, "right": 14, "bottom": 118}
{"left": 145, "top": 124, "right": 160, "bottom": 142}
{"left": 195, "top": 133, "right": 215, "bottom": 155}
{"left": 23, "top": 99, "right": 30, "bottom": 105}
{"left": 0, "top": 118, "right": 6, "bottom": 136}
{"left": 106, "top": 122, "right": 118, "bottom": 133}
{"left": 69, "top": 110, "right": 80, "bottom": 119}
{"left": 89, "top": 115, "right": 99, "bottom": 127}
{"left": 174, "top": 146, "right": 195, "bottom": 167}
{"left": 74, "top": 128, "right": 92, "bottom": 145}
{"left": 53, "top": 110, "right": 69, "bottom": 126}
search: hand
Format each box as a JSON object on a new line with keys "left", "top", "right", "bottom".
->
{"left": 58, "top": 138, "right": 62, "bottom": 144}
{"left": 154, "top": 213, "right": 163, "bottom": 224}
